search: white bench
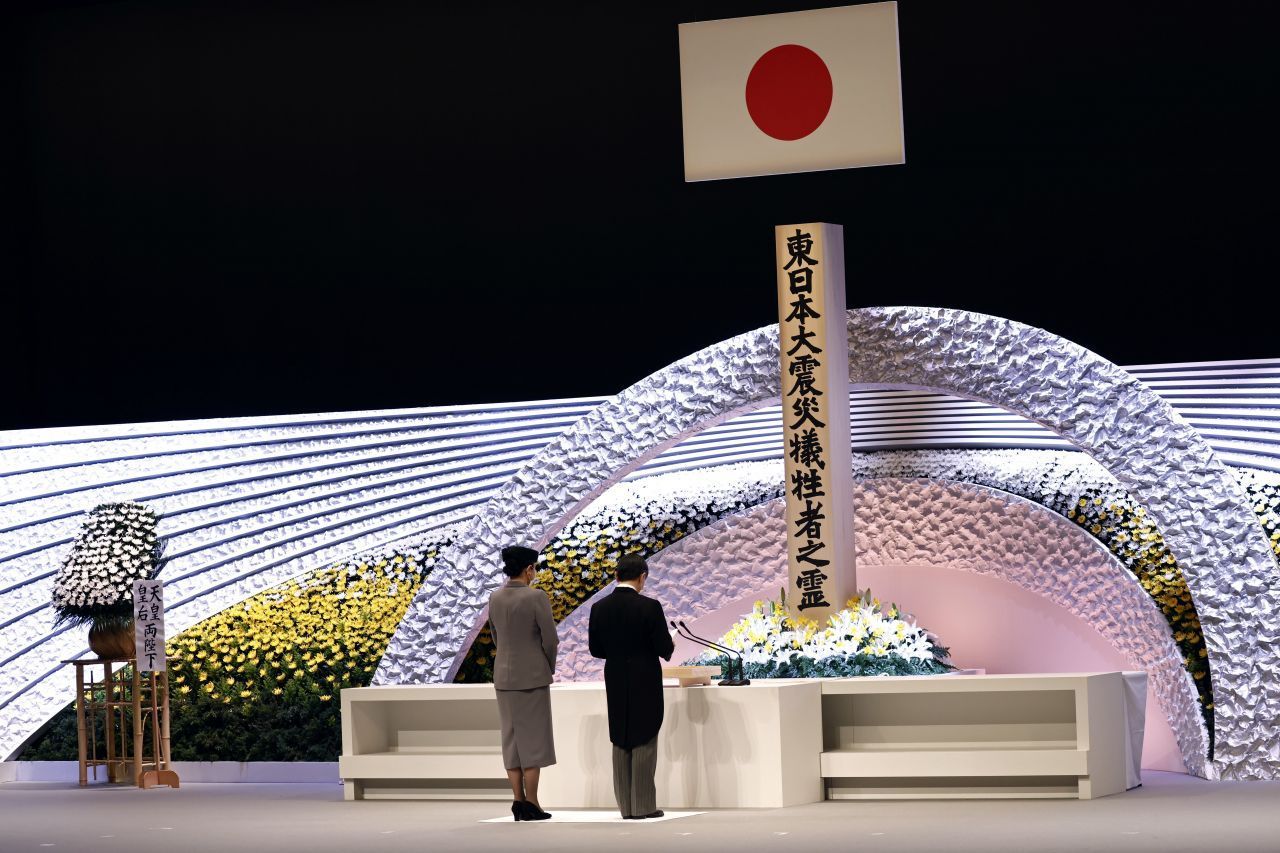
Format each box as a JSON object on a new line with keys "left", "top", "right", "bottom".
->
{"left": 340, "top": 685, "right": 508, "bottom": 800}
{"left": 818, "top": 672, "right": 1144, "bottom": 800}
{"left": 340, "top": 672, "right": 1145, "bottom": 803}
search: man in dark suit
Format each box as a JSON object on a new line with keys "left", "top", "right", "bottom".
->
{"left": 588, "top": 553, "right": 675, "bottom": 820}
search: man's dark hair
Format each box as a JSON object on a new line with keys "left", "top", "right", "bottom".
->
{"left": 501, "top": 545, "right": 539, "bottom": 578}
{"left": 615, "top": 553, "right": 648, "bottom": 582}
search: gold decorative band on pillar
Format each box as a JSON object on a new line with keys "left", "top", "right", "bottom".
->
{"left": 775, "top": 222, "right": 855, "bottom": 625}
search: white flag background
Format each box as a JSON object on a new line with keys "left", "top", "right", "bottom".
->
{"left": 678, "top": 2, "right": 904, "bottom": 182}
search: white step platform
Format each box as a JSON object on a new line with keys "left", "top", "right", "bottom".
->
{"left": 340, "top": 672, "right": 1145, "bottom": 805}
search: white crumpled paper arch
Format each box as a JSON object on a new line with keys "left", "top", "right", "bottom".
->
{"left": 376, "top": 306, "right": 1279, "bottom": 780}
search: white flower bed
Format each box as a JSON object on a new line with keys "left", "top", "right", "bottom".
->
{"left": 548, "top": 461, "right": 787, "bottom": 561}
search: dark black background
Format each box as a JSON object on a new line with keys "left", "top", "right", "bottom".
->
{"left": 3, "top": 1, "right": 1276, "bottom": 429}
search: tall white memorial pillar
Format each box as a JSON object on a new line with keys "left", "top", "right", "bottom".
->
{"left": 776, "top": 222, "right": 854, "bottom": 625}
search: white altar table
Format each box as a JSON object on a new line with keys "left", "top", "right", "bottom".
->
{"left": 339, "top": 672, "right": 1145, "bottom": 805}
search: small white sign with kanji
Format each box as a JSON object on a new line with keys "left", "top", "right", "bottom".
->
{"left": 133, "top": 579, "right": 166, "bottom": 672}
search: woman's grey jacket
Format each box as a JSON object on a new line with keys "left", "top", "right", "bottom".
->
{"left": 488, "top": 580, "right": 559, "bottom": 690}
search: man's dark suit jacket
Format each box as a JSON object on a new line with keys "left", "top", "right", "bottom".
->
{"left": 587, "top": 585, "right": 675, "bottom": 749}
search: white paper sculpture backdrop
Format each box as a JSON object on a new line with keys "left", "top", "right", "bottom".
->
{"left": 1, "top": 329, "right": 1276, "bottom": 771}
{"left": 378, "top": 307, "right": 1279, "bottom": 780}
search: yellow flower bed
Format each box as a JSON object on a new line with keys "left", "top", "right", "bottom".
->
{"left": 1065, "top": 485, "right": 1280, "bottom": 731}
{"left": 25, "top": 543, "right": 448, "bottom": 760}
{"left": 166, "top": 552, "right": 434, "bottom": 706}
{"left": 152, "top": 547, "right": 441, "bottom": 759}
{"left": 538, "top": 531, "right": 672, "bottom": 623}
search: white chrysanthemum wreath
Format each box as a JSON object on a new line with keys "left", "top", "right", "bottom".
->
{"left": 51, "top": 501, "right": 164, "bottom": 629}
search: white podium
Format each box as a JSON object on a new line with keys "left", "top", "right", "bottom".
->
{"left": 340, "top": 673, "right": 1144, "bottom": 804}
{"left": 541, "top": 681, "right": 822, "bottom": 808}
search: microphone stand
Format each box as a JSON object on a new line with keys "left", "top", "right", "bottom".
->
{"left": 672, "top": 621, "right": 750, "bottom": 686}
{"left": 680, "top": 622, "right": 751, "bottom": 686}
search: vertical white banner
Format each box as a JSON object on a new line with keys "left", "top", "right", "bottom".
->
{"left": 776, "top": 222, "right": 855, "bottom": 625}
{"left": 133, "top": 579, "right": 166, "bottom": 672}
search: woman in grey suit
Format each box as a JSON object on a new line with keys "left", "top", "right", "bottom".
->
{"left": 488, "top": 545, "right": 558, "bottom": 821}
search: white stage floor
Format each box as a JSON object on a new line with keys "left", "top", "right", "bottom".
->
{"left": 3, "top": 772, "right": 1280, "bottom": 852}
{"left": 480, "top": 809, "right": 703, "bottom": 823}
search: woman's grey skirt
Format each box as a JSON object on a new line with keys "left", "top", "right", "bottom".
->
{"left": 495, "top": 685, "right": 556, "bottom": 769}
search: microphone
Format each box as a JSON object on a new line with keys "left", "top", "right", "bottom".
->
{"left": 671, "top": 620, "right": 750, "bottom": 686}
{"left": 679, "top": 622, "right": 750, "bottom": 686}
{"left": 670, "top": 621, "right": 740, "bottom": 686}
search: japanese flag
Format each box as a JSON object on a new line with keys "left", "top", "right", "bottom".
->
{"left": 678, "top": 2, "right": 904, "bottom": 182}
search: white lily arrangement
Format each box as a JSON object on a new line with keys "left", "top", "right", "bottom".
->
{"left": 695, "top": 590, "right": 951, "bottom": 678}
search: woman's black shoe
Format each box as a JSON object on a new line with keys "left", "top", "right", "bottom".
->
{"left": 522, "top": 801, "right": 552, "bottom": 821}
{"left": 511, "top": 800, "right": 526, "bottom": 821}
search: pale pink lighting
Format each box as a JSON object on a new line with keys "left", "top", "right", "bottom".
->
{"left": 677, "top": 563, "right": 1187, "bottom": 774}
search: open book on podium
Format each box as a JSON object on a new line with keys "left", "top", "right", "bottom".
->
{"left": 662, "top": 665, "right": 721, "bottom": 687}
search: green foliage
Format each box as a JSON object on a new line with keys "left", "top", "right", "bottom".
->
{"left": 21, "top": 679, "right": 343, "bottom": 762}
{"left": 696, "top": 652, "right": 953, "bottom": 679}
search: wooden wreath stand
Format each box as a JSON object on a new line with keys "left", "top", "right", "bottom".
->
{"left": 66, "top": 658, "right": 180, "bottom": 789}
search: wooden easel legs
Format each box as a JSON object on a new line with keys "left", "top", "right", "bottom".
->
{"left": 139, "top": 770, "right": 181, "bottom": 789}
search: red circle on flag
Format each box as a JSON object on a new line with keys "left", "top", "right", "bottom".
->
{"left": 745, "top": 44, "right": 833, "bottom": 141}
